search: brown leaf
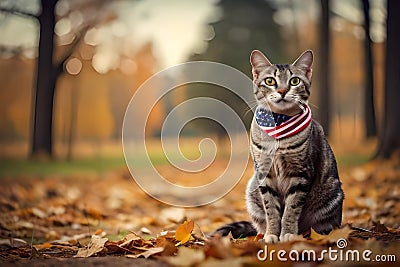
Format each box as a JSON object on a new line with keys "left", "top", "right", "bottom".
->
{"left": 0, "top": 238, "right": 28, "bottom": 248}
{"left": 158, "top": 230, "right": 176, "bottom": 239}
{"left": 232, "top": 240, "right": 263, "bottom": 257}
{"left": 119, "top": 232, "right": 152, "bottom": 248}
{"left": 104, "top": 232, "right": 153, "bottom": 255}
{"left": 204, "top": 235, "right": 233, "bottom": 259}
{"left": 371, "top": 221, "right": 389, "bottom": 233}
{"left": 119, "top": 232, "right": 143, "bottom": 247}
{"left": 74, "top": 235, "right": 108, "bottom": 257}
{"left": 126, "top": 247, "right": 164, "bottom": 259}
{"left": 156, "top": 236, "right": 178, "bottom": 256}
{"left": 175, "top": 219, "right": 194, "bottom": 246}
{"left": 34, "top": 243, "right": 53, "bottom": 250}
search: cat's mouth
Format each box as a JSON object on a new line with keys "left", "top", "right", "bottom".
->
{"left": 267, "top": 98, "right": 302, "bottom": 116}
{"left": 271, "top": 96, "right": 293, "bottom": 104}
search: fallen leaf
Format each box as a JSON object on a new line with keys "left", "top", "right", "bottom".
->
{"left": 254, "top": 233, "right": 264, "bottom": 241}
{"left": 160, "top": 207, "right": 185, "bottom": 224}
{"left": 94, "top": 228, "right": 103, "bottom": 235}
{"left": 126, "top": 247, "right": 164, "bottom": 259}
{"left": 165, "top": 246, "right": 205, "bottom": 267}
{"left": 156, "top": 236, "right": 178, "bottom": 256}
{"left": 119, "top": 232, "right": 151, "bottom": 248}
{"left": 45, "top": 230, "right": 60, "bottom": 240}
{"left": 140, "top": 227, "right": 152, "bottom": 235}
{"left": 175, "top": 219, "right": 194, "bottom": 245}
{"left": 371, "top": 221, "right": 389, "bottom": 233}
{"left": 74, "top": 235, "right": 108, "bottom": 257}
{"left": 310, "top": 225, "right": 353, "bottom": 244}
{"left": 159, "top": 230, "right": 175, "bottom": 239}
{"left": 0, "top": 238, "right": 28, "bottom": 248}
{"left": 204, "top": 235, "right": 233, "bottom": 259}
{"left": 85, "top": 207, "right": 103, "bottom": 220}
{"left": 309, "top": 228, "right": 325, "bottom": 241}
{"left": 34, "top": 243, "right": 53, "bottom": 250}
{"left": 31, "top": 207, "right": 47, "bottom": 218}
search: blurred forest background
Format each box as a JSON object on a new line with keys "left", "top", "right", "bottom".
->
{"left": 0, "top": 0, "right": 398, "bottom": 164}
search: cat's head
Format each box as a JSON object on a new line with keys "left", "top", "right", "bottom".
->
{"left": 250, "top": 50, "right": 313, "bottom": 116}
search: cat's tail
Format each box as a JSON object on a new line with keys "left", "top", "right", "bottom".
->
{"left": 211, "top": 221, "right": 257, "bottom": 239}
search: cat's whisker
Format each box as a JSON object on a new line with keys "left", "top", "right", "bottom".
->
{"left": 242, "top": 102, "right": 259, "bottom": 117}
{"left": 244, "top": 107, "right": 255, "bottom": 117}
{"left": 293, "top": 98, "right": 307, "bottom": 112}
{"left": 307, "top": 101, "right": 319, "bottom": 110}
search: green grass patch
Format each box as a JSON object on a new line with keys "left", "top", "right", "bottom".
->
{"left": 0, "top": 148, "right": 195, "bottom": 178}
{"left": 336, "top": 154, "right": 370, "bottom": 167}
{"left": 0, "top": 156, "right": 126, "bottom": 178}
{"left": 0, "top": 152, "right": 370, "bottom": 178}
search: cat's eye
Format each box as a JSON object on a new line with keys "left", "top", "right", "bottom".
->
{"left": 264, "top": 77, "right": 276, "bottom": 86}
{"left": 289, "top": 77, "right": 300, "bottom": 86}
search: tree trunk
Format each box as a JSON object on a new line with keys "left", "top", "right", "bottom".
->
{"left": 361, "top": 0, "right": 377, "bottom": 138}
{"left": 376, "top": 0, "right": 400, "bottom": 158}
{"left": 31, "top": 0, "right": 58, "bottom": 158}
{"left": 67, "top": 80, "right": 79, "bottom": 161}
{"left": 318, "top": 0, "right": 331, "bottom": 135}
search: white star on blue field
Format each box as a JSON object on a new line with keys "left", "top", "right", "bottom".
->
{"left": 255, "top": 108, "right": 292, "bottom": 127}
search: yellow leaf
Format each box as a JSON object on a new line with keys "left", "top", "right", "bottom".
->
{"left": 310, "top": 228, "right": 325, "bottom": 241}
{"left": 310, "top": 226, "right": 353, "bottom": 244}
{"left": 325, "top": 226, "right": 353, "bottom": 243}
{"left": 175, "top": 219, "right": 194, "bottom": 245}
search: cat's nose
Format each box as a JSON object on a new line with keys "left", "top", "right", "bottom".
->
{"left": 277, "top": 88, "right": 287, "bottom": 97}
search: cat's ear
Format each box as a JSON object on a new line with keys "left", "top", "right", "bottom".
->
{"left": 250, "top": 50, "right": 272, "bottom": 80}
{"left": 293, "top": 50, "right": 313, "bottom": 81}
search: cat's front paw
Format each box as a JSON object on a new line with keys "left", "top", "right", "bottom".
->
{"left": 263, "top": 234, "right": 279, "bottom": 244}
{"left": 279, "top": 233, "right": 296, "bottom": 242}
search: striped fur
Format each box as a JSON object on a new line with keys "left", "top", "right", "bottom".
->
{"left": 213, "top": 50, "right": 344, "bottom": 243}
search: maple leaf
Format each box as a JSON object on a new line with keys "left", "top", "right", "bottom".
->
{"left": 175, "top": 219, "right": 194, "bottom": 246}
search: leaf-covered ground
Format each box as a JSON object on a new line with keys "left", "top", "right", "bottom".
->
{"left": 1, "top": 156, "right": 399, "bottom": 266}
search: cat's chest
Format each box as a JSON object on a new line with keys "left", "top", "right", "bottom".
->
{"left": 269, "top": 153, "right": 302, "bottom": 194}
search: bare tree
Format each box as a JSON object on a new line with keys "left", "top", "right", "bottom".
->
{"left": 317, "top": 0, "right": 331, "bottom": 135}
{"left": 376, "top": 0, "right": 400, "bottom": 158}
{"left": 361, "top": 0, "right": 377, "bottom": 138}
{"left": 31, "top": 0, "right": 58, "bottom": 158}
{"left": 0, "top": 0, "right": 112, "bottom": 158}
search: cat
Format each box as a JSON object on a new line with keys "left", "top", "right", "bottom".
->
{"left": 213, "top": 50, "right": 344, "bottom": 243}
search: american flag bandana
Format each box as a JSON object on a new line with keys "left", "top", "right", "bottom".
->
{"left": 255, "top": 105, "right": 312, "bottom": 139}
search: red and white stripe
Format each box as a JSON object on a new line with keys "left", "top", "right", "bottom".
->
{"left": 259, "top": 105, "right": 312, "bottom": 139}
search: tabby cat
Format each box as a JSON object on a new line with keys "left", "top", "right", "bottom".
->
{"left": 214, "top": 50, "right": 344, "bottom": 243}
